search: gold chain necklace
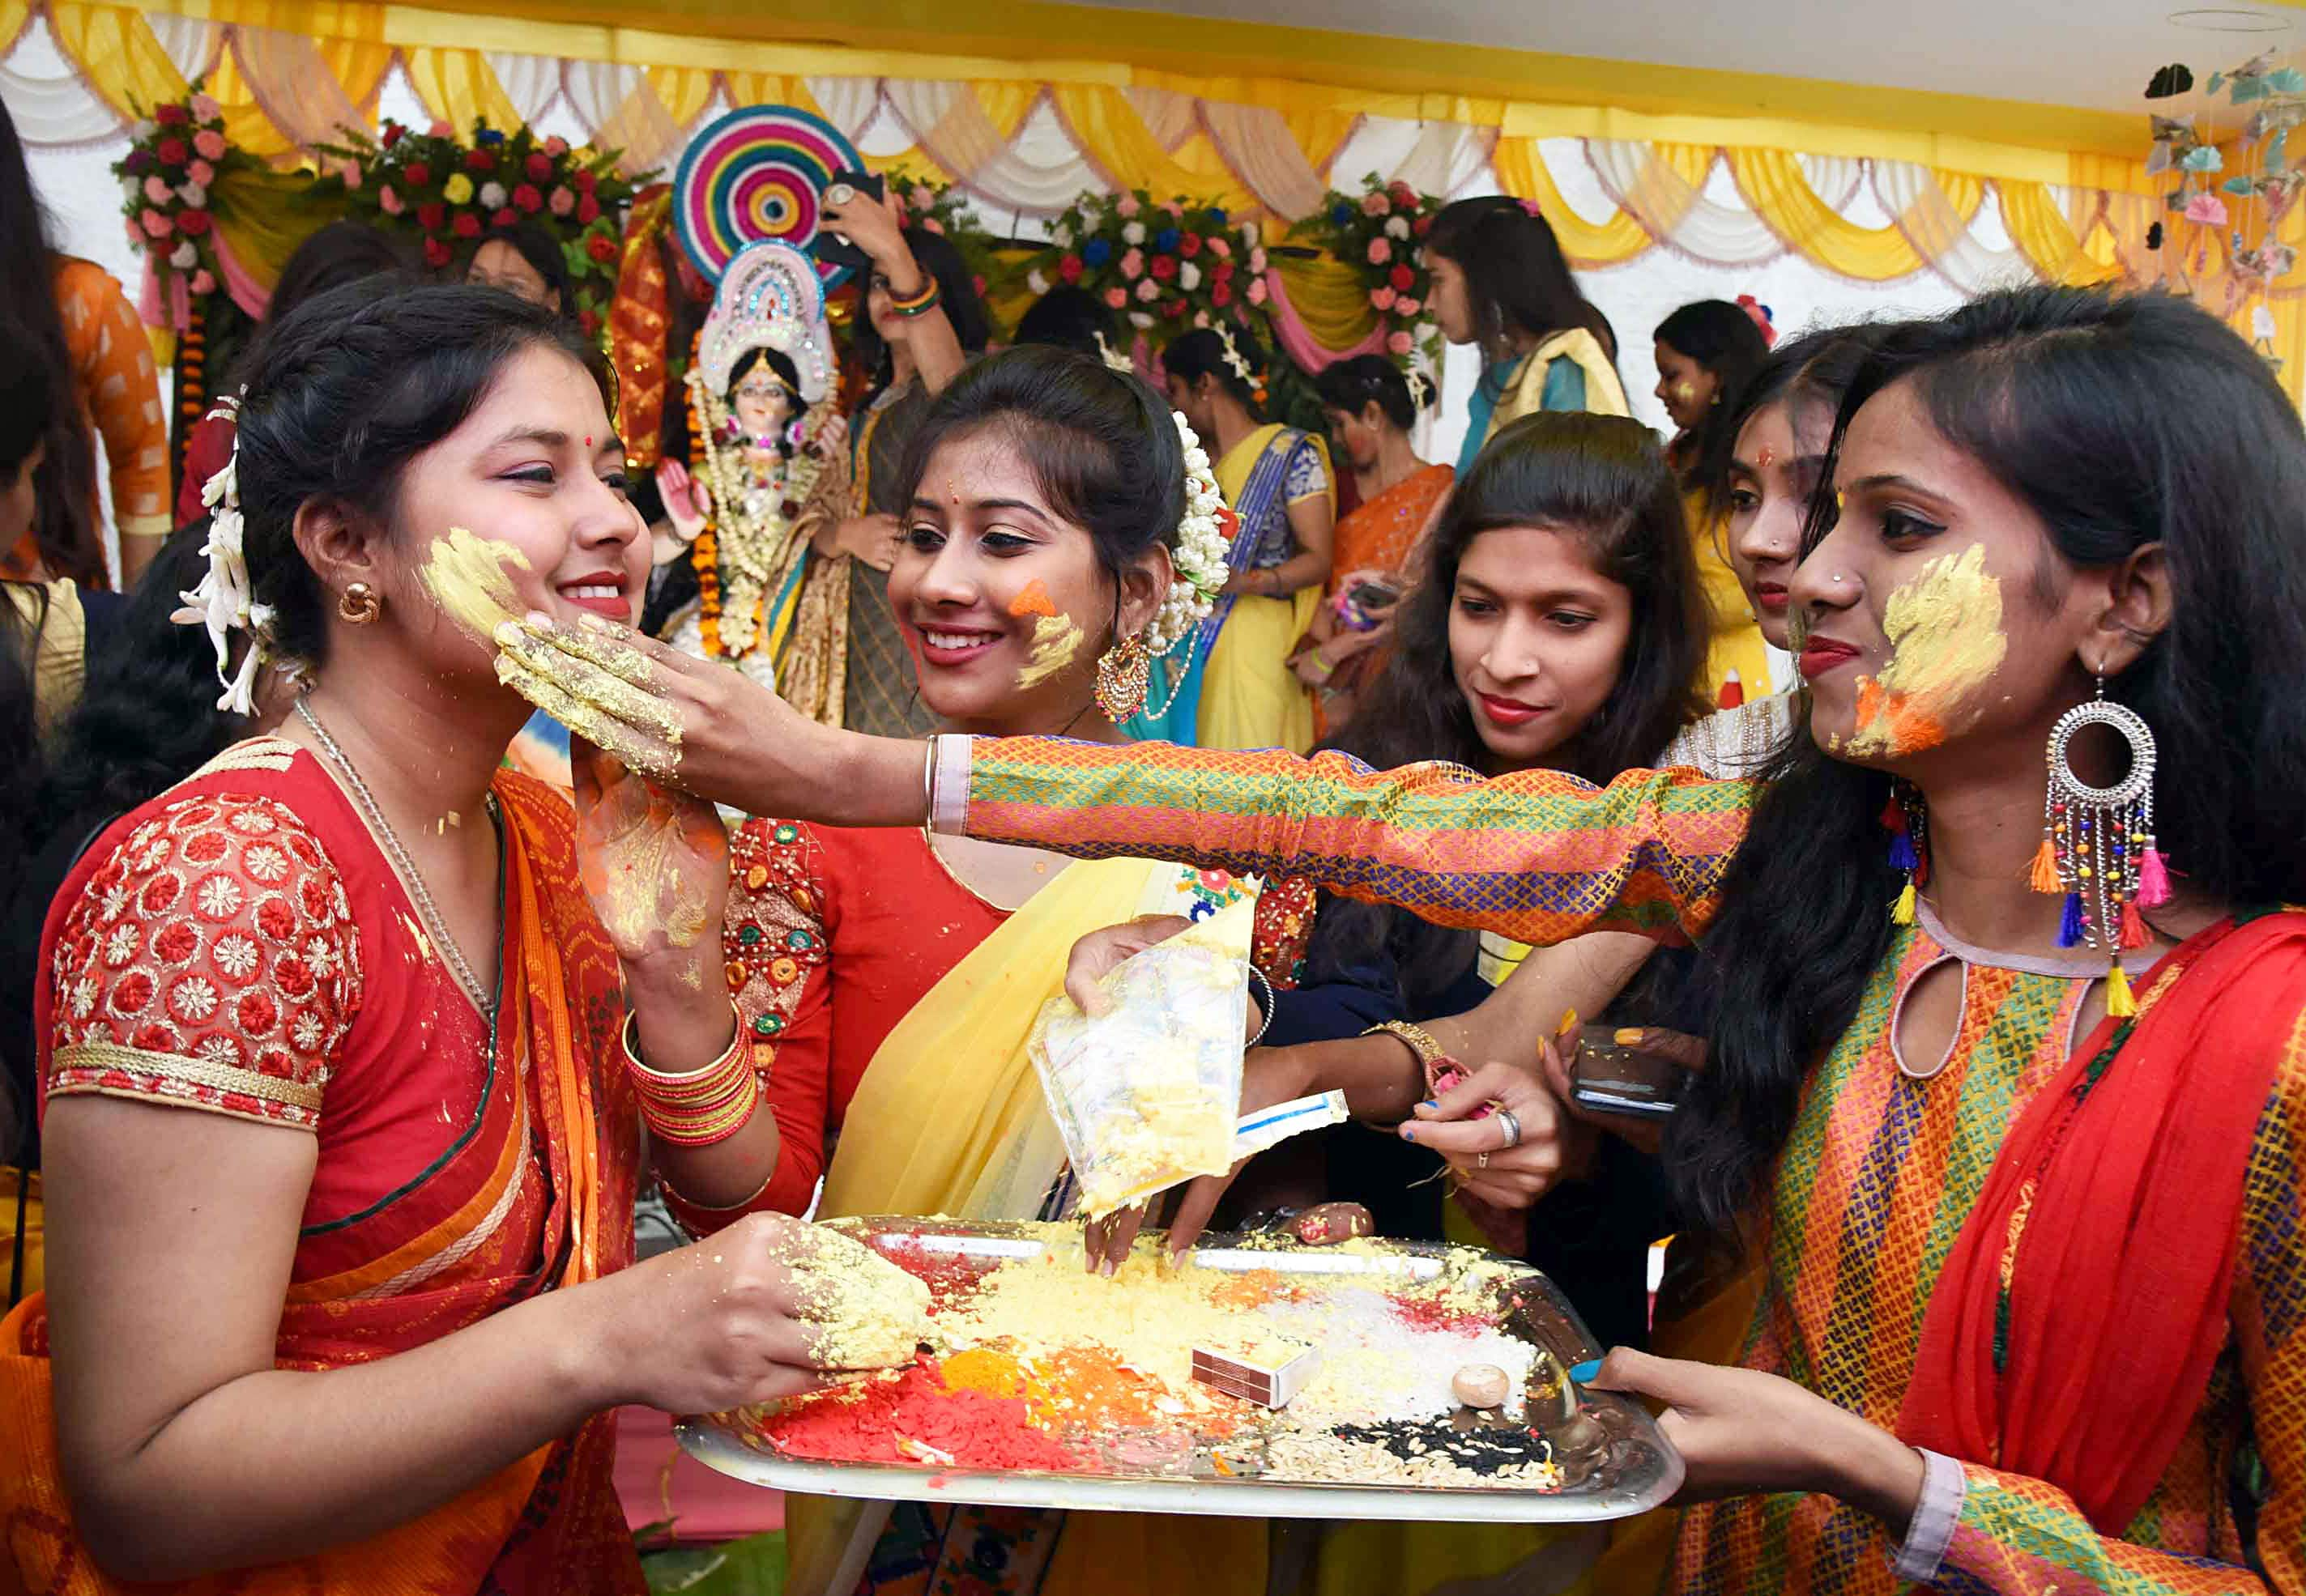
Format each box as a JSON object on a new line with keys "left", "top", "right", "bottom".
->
{"left": 296, "top": 699, "right": 497, "bottom": 1021}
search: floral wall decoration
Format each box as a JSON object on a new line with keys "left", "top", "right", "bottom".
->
{"left": 1289, "top": 175, "right": 1444, "bottom": 370}
{"left": 314, "top": 118, "right": 650, "bottom": 335}
{"left": 1022, "top": 189, "right": 1262, "bottom": 338}
{"left": 112, "top": 82, "right": 258, "bottom": 321}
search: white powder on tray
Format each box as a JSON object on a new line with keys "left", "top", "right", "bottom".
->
{"left": 1257, "top": 1283, "right": 1536, "bottom": 1427}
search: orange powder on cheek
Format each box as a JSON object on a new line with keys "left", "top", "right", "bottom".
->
{"left": 1008, "top": 579, "right": 1057, "bottom": 619}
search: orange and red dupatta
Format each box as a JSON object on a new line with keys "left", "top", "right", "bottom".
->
{"left": 1901, "top": 909, "right": 2306, "bottom": 1534}
{"left": 0, "top": 772, "right": 642, "bottom": 1595}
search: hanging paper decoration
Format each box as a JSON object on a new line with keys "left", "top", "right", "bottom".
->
{"left": 2145, "top": 45, "right": 2306, "bottom": 364}
{"left": 2146, "top": 64, "right": 2195, "bottom": 100}
{"left": 672, "top": 104, "right": 863, "bottom": 285}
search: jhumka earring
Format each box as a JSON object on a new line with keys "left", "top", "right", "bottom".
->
{"left": 2031, "top": 675, "right": 2165, "bottom": 1017}
{"left": 1093, "top": 632, "right": 1152, "bottom": 721}
{"left": 1883, "top": 780, "right": 1927, "bottom": 927}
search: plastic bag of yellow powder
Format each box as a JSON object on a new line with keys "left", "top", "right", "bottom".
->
{"left": 1029, "top": 893, "right": 1255, "bottom": 1219}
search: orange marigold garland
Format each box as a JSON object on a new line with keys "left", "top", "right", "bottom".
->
{"left": 171, "top": 295, "right": 207, "bottom": 503}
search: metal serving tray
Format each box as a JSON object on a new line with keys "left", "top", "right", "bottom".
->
{"left": 676, "top": 1219, "right": 1682, "bottom": 1523}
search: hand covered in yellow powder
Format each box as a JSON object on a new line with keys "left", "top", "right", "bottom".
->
{"left": 587, "top": 1212, "right": 834, "bottom": 1414}
{"left": 572, "top": 736, "right": 729, "bottom": 973}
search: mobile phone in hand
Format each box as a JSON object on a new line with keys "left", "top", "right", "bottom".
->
{"left": 1568, "top": 1024, "right": 1687, "bottom": 1119}
{"left": 1337, "top": 578, "right": 1403, "bottom": 632}
{"left": 815, "top": 170, "right": 888, "bottom": 274}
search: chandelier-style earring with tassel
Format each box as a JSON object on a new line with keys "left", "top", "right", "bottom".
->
{"left": 1093, "top": 631, "right": 1152, "bottom": 722}
{"left": 2031, "top": 676, "right": 2165, "bottom": 1017}
{"left": 1884, "top": 781, "right": 1927, "bottom": 927}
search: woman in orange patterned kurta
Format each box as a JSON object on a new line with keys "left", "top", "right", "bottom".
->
{"left": 497, "top": 286, "right": 2306, "bottom": 1596}
{"left": 1294, "top": 355, "right": 1452, "bottom": 738}
{"left": 2, "top": 285, "right": 851, "bottom": 1594}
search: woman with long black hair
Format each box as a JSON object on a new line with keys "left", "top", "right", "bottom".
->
{"left": 1424, "top": 196, "right": 1630, "bottom": 475}
{"left": 501, "top": 283, "right": 2306, "bottom": 1594}
{"left": 817, "top": 194, "right": 991, "bottom": 738}
{"left": 0, "top": 99, "right": 168, "bottom": 586}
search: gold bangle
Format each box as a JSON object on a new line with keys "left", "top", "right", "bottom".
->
{"left": 658, "top": 1162, "right": 780, "bottom": 1239}
{"left": 1362, "top": 1019, "right": 1443, "bottom": 1067}
{"left": 1362, "top": 1020, "right": 1450, "bottom": 1096}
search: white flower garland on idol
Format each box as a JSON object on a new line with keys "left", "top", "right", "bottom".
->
{"left": 1141, "top": 411, "right": 1228, "bottom": 660}
{"left": 168, "top": 392, "right": 275, "bottom": 716}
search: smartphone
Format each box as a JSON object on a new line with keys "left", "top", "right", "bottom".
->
{"left": 1336, "top": 578, "right": 1403, "bottom": 632}
{"left": 814, "top": 170, "right": 887, "bottom": 274}
{"left": 1568, "top": 1024, "right": 1686, "bottom": 1119}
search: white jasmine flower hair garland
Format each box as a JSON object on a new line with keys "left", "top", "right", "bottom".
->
{"left": 168, "top": 391, "right": 276, "bottom": 715}
{"left": 1141, "top": 410, "right": 1230, "bottom": 662}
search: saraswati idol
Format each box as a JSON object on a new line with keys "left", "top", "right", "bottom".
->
{"left": 655, "top": 240, "right": 852, "bottom": 717}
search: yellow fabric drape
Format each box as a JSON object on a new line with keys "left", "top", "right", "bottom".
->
{"left": 1051, "top": 83, "right": 1251, "bottom": 211}
{"left": 1600, "top": 142, "right": 1716, "bottom": 246}
{"left": 662, "top": 65, "right": 744, "bottom": 126}
{"left": 969, "top": 79, "right": 1040, "bottom": 143}
{"left": 1493, "top": 135, "right": 1651, "bottom": 266}
{"left": 403, "top": 46, "right": 522, "bottom": 134}
{"left": 46, "top": 2, "right": 185, "bottom": 121}
{"left": 1272, "top": 253, "right": 1383, "bottom": 351}
{"left": 814, "top": 855, "right": 1153, "bottom": 1224}
{"left": 2001, "top": 181, "right": 2122, "bottom": 287}
{"left": 1729, "top": 147, "right": 1950, "bottom": 281}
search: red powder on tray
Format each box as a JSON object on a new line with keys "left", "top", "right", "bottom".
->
{"left": 759, "top": 1356, "right": 1086, "bottom": 1472}
{"left": 1387, "top": 1292, "right": 1490, "bottom": 1333}
{"left": 869, "top": 1238, "right": 998, "bottom": 1309}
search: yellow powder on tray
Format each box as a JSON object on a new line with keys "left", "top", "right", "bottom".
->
{"left": 784, "top": 1223, "right": 936, "bottom": 1369}
{"left": 938, "top": 1245, "right": 1294, "bottom": 1398}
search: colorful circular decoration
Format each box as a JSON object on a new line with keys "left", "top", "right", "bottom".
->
{"left": 673, "top": 103, "right": 863, "bottom": 285}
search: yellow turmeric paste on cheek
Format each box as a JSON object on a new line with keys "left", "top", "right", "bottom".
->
{"left": 1845, "top": 543, "right": 2007, "bottom": 759}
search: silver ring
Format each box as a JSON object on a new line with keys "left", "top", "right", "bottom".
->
{"left": 1494, "top": 1107, "right": 1522, "bottom": 1150}
{"left": 825, "top": 182, "right": 855, "bottom": 205}
{"left": 1477, "top": 1151, "right": 1490, "bottom": 1169}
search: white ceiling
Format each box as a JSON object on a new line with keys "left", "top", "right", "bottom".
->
{"left": 1064, "top": 0, "right": 2302, "bottom": 113}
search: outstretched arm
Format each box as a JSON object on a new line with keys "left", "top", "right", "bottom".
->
{"left": 495, "top": 617, "right": 1756, "bottom": 947}
{"left": 948, "top": 737, "right": 1750, "bottom": 947}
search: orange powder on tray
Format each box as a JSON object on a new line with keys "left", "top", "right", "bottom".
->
{"left": 940, "top": 1344, "right": 1242, "bottom": 1437}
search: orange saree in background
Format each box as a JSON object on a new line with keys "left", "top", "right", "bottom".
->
{"left": 0, "top": 744, "right": 642, "bottom": 1595}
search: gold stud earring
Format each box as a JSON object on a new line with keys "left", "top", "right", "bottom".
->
{"left": 338, "top": 582, "right": 382, "bottom": 625}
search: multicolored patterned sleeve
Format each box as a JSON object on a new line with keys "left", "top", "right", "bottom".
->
{"left": 665, "top": 819, "right": 834, "bottom": 1232}
{"left": 45, "top": 794, "right": 362, "bottom": 1130}
{"left": 1931, "top": 1041, "right": 2306, "bottom": 1595}
{"left": 950, "top": 738, "right": 1756, "bottom": 947}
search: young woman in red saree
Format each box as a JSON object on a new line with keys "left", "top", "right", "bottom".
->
{"left": 497, "top": 285, "right": 2306, "bottom": 1595}
{"left": 1, "top": 284, "right": 856, "bottom": 1594}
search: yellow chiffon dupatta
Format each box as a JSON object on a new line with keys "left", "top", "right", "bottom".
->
{"left": 787, "top": 853, "right": 1268, "bottom": 1596}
